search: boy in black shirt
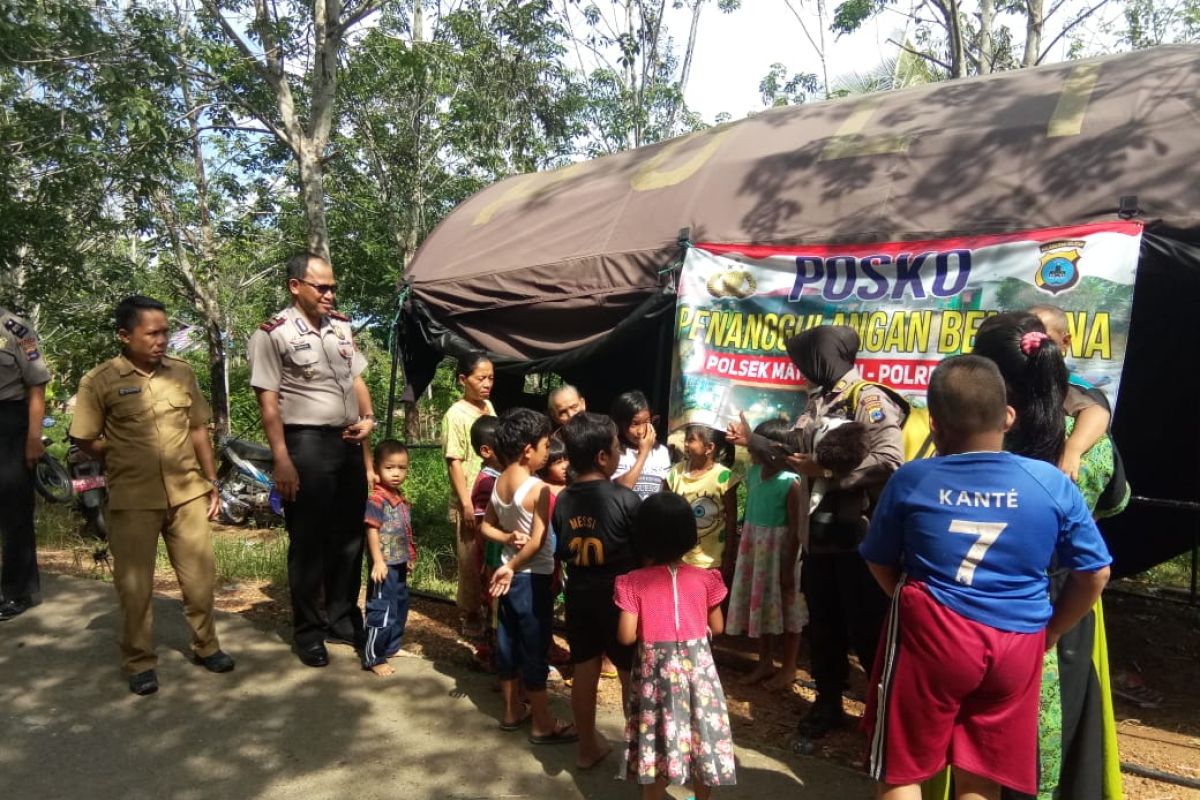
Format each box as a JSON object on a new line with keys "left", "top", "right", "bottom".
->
{"left": 553, "top": 412, "right": 642, "bottom": 770}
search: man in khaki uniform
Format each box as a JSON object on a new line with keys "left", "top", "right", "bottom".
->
{"left": 248, "top": 252, "right": 375, "bottom": 668}
{"left": 71, "top": 295, "right": 234, "bottom": 695}
{"left": 0, "top": 305, "right": 51, "bottom": 621}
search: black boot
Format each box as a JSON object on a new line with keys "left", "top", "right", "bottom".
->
{"left": 797, "top": 695, "right": 846, "bottom": 739}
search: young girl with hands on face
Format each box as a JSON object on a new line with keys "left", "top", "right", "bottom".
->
{"left": 610, "top": 391, "right": 670, "bottom": 500}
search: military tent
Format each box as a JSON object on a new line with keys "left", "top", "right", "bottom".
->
{"left": 400, "top": 45, "right": 1200, "bottom": 577}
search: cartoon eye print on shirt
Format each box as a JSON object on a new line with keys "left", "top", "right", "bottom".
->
{"left": 692, "top": 496, "right": 721, "bottom": 530}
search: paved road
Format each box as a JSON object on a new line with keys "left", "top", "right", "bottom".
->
{"left": 0, "top": 572, "right": 873, "bottom": 799}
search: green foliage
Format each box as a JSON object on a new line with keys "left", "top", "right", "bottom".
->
{"left": 1130, "top": 550, "right": 1197, "bottom": 591}
{"left": 830, "top": 0, "right": 889, "bottom": 36}
{"left": 828, "top": 47, "right": 942, "bottom": 97}
{"left": 759, "top": 63, "right": 821, "bottom": 106}
{"left": 1120, "top": 0, "right": 1200, "bottom": 46}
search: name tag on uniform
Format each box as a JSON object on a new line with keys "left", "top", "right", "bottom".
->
{"left": 118, "top": 387, "right": 143, "bottom": 396}
{"left": 291, "top": 340, "right": 312, "bottom": 351}
{"left": 5, "top": 318, "right": 28, "bottom": 338}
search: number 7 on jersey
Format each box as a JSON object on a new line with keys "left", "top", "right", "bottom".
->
{"left": 949, "top": 520, "right": 1008, "bottom": 586}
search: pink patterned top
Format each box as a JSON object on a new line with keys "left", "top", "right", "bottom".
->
{"left": 614, "top": 564, "right": 727, "bottom": 644}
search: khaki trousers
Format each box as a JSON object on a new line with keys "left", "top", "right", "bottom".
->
{"left": 108, "top": 494, "right": 219, "bottom": 674}
{"left": 453, "top": 508, "right": 482, "bottom": 618}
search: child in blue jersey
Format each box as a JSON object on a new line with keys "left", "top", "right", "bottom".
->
{"left": 859, "top": 355, "right": 1111, "bottom": 800}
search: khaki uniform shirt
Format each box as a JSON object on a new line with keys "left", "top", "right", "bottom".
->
{"left": 749, "top": 367, "right": 904, "bottom": 554}
{"left": 0, "top": 308, "right": 51, "bottom": 401}
{"left": 70, "top": 355, "right": 212, "bottom": 511}
{"left": 247, "top": 305, "right": 367, "bottom": 427}
{"left": 792, "top": 367, "right": 905, "bottom": 491}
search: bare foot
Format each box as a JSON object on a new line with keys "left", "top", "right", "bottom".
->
{"left": 739, "top": 662, "right": 776, "bottom": 686}
{"left": 763, "top": 671, "right": 797, "bottom": 691}
{"left": 577, "top": 735, "right": 613, "bottom": 770}
{"left": 369, "top": 662, "right": 395, "bottom": 676}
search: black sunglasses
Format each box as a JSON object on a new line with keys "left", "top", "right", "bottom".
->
{"left": 298, "top": 279, "right": 337, "bottom": 295}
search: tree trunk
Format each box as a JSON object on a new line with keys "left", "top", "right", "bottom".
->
{"left": 816, "top": 0, "right": 830, "bottom": 98}
{"left": 979, "top": 0, "right": 994, "bottom": 74}
{"left": 947, "top": 0, "right": 966, "bottom": 77}
{"left": 176, "top": 8, "right": 231, "bottom": 435}
{"left": 205, "top": 320, "right": 230, "bottom": 437}
{"left": 1023, "top": 0, "right": 1044, "bottom": 67}
{"left": 677, "top": 0, "right": 703, "bottom": 102}
{"left": 298, "top": 144, "right": 331, "bottom": 262}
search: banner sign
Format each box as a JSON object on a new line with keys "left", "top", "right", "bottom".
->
{"left": 668, "top": 222, "right": 1143, "bottom": 432}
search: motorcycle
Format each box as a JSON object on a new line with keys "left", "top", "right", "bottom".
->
{"left": 33, "top": 418, "right": 109, "bottom": 541}
{"left": 215, "top": 437, "right": 283, "bottom": 526}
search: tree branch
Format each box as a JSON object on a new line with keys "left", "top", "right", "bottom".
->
{"left": 337, "top": 0, "right": 386, "bottom": 35}
{"left": 783, "top": 0, "right": 824, "bottom": 55}
{"left": 886, "top": 37, "right": 952, "bottom": 71}
{"left": 1038, "top": 0, "right": 1109, "bottom": 61}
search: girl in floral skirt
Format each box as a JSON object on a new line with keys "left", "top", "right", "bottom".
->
{"left": 615, "top": 492, "right": 736, "bottom": 799}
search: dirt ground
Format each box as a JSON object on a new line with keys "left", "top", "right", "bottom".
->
{"left": 38, "top": 539, "right": 1200, "bottom": 800}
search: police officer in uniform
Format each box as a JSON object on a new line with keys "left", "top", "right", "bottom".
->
{"left": 70, "top": 295, "right": 234, "bottom": 695}
{"left": 732, "top": 325, "right": 904, "bottom": 739}
{"left": 0, "top": 306, "right": 50, "bottom": 621}
{"left": 249, "top": 252, "right": 376, "bottom": 668}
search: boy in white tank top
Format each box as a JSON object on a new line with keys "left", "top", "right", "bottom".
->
{"left": 481, "top": 408, "right": 578, "bottom": 745}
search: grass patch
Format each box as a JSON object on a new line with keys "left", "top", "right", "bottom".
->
{"left": 1129, "top": 549, "right": 1197, "bottom": 592}
{"left": 34, "top": 449, "right": 461, "bottom": 600}
{"left": 210, "top": 532, "right": 289, "bottom": 586}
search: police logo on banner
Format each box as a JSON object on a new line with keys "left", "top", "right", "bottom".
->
{"left": 1035, "top": 240, "right": 1084, "bottom": 295}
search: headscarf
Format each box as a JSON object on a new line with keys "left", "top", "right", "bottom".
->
{"left": 785, "top": 325, "right": 860, "bottom": 390}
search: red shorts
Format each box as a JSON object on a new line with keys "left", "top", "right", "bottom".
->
{"left": 863, "top": 580, "right": 1044, "bottom": 795}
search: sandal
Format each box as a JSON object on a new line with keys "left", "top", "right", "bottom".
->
{"left": 529, "top": 721, "right": 579, "bottom": 745}
{"left": 499, "top": 703, "right": 532, "bottom": 731}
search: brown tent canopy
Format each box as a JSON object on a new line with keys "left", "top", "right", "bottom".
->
{"left": 400, "top": 45, "right": 1200, "bottom": 576}
{"left": 405, "top": 44, "right": 1200, "bottom": 362}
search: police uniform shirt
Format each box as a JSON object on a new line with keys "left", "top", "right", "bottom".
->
{"left": 0, "top": 308, "right": 51, "bottom": 401}
{"left": 247, "top": 305, "right": 367, "bottom": 427}
{"left": 794, "top": 367, "right": 905, "bottom": 491}
{"left": 69, "top": 355, "right": 213, "bottom": 511}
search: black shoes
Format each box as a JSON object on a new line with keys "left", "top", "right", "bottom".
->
{"left": 295, "top": 642, "right": 329, "bottom": 667}
{"left": 797, "top": 697, "right": 847, "bottom": 739}
{"left": 0, "top": 595, "right": 39, "bottom": 621}
{"left": 129, "top": 670, "right": 159, "bottom": 696}
{"left": 193, "top": 650, "right": 236, "bottom": 673}
{"left": 127, "top": 651, "right": 232, "bottom": 695}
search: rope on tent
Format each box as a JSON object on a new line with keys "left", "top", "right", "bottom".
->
{"left": 657, "top": 227, "right": 693, "bottom": 295}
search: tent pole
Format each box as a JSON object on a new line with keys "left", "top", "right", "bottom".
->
{"left": 384, "top": 315, "right": 402, "bottom": 440}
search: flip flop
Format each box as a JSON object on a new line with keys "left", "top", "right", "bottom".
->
{"left": 499, "top": 703, "right": 532, "bottom": 731}
{"left": 529, "top": 721, "right": 579, "bottom": 745}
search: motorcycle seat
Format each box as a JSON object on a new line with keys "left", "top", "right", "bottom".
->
{"left": 226, "top": 438, "right": 274, "bottom": 463}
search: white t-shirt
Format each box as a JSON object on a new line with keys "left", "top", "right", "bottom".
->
{"left": 491, "top": 476, "right": 555, "bottom": 575}
{"left": 612, "top": 444, "right": 672, "bottom": 500}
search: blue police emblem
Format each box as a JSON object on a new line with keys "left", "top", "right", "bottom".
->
{"left": 1035, "top": 241, "right": 1084, "bottom": 295}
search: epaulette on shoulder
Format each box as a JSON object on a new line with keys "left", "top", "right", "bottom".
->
{"left": 328, "top": 310, "right": 350, "bottom": 322}
{"left": 3, "top": 315, "right": 31, "bottom": 338}
{"left": 259, "top": 315, "right": 286, "bottom": 332}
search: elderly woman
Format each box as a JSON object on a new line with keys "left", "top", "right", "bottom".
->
{"left": 968, "top": 311, "right": 1127, "bottom": 800}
